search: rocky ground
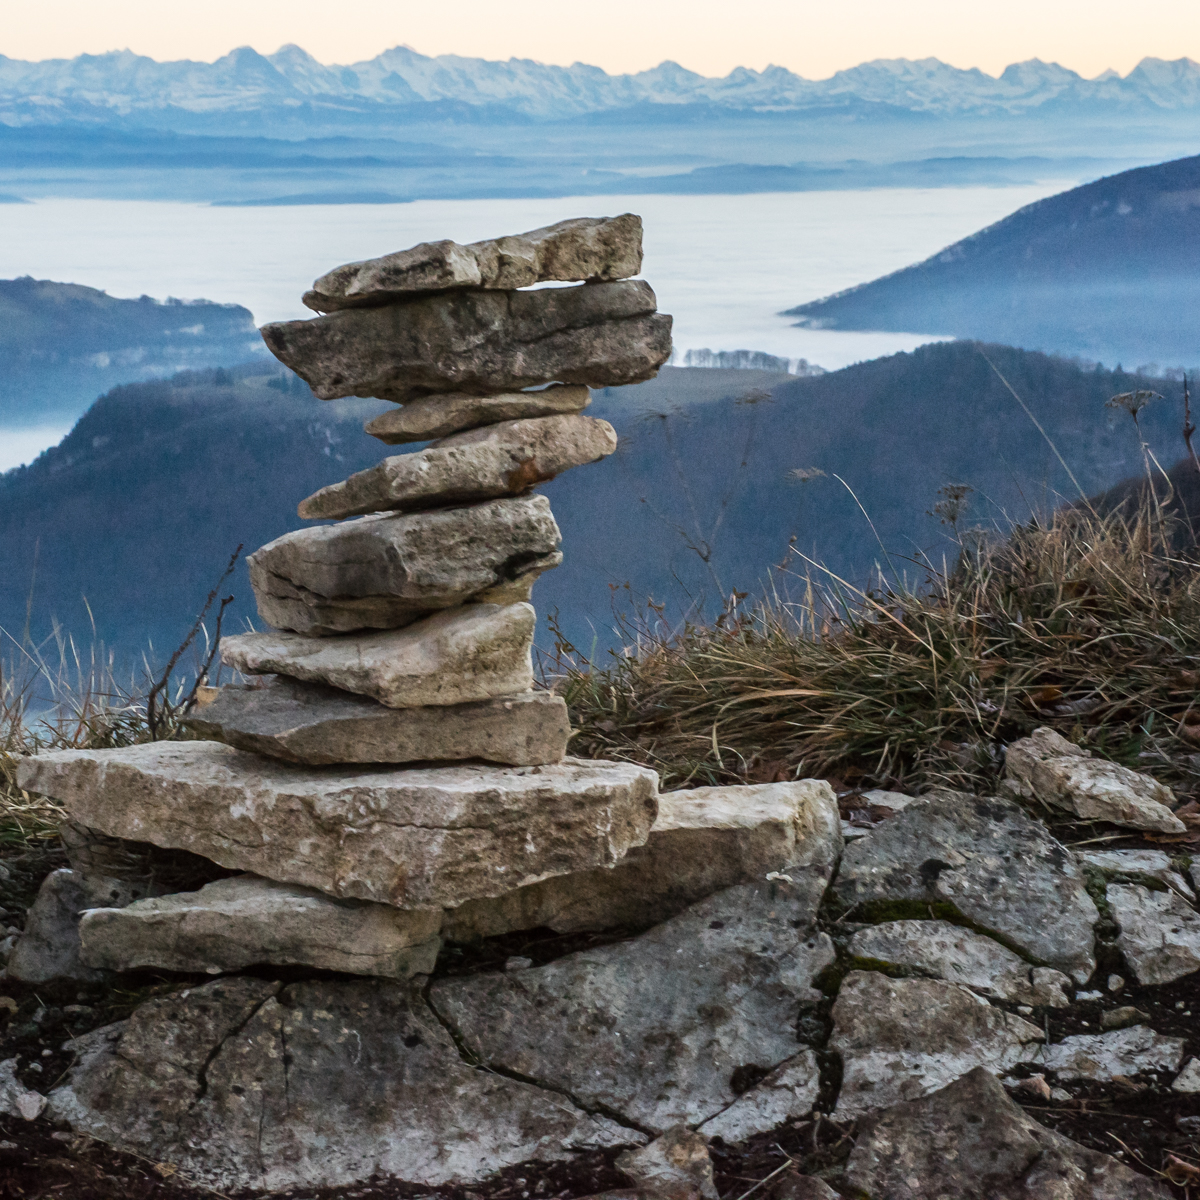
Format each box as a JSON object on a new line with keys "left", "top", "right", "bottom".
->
{"left": 3, "top": 760, "right": 1200, "bottom": 1199}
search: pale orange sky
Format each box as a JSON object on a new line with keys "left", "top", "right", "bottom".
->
{"left": 4, "top": 0, "right": 1199, "bottom": 80}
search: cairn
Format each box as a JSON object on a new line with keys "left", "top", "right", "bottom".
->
{"left": 14, "top": 215, "right": 671, "bottom": 981}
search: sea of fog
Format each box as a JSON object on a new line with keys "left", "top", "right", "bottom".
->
{"left": 0, "top": 183, "right": 1076, "bottom": 471}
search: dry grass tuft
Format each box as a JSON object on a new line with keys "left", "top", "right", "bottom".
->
{"left": 557, "top": 500, "right": 1200, "bottom": 795}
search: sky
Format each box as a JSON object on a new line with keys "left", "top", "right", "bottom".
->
{"left": 5, "top": 0, "right": 1200, "bottom": 80}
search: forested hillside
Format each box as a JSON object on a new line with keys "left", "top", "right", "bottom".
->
{"left": 0, "top": 346, "right": 1186, "bottom": 668}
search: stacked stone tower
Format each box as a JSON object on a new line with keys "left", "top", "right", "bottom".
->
{"left": 16, "top": 215, "right": 672, "bottom": 979}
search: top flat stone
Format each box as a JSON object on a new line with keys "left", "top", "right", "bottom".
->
{"left": 261, "top": 280, "right": 672, "bottom": 404}
{"left": 303, "top": 215, "right": 643, "bottom": 311}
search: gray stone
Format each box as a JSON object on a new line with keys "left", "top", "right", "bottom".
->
{"left": 830, "top": 971, "right": 1043, "bottom": 1117}
{"left": 848, "top": 920, "right": 1072, "bottom": 1007}
{"left": 18, "top": 742, "right": 659, "bottom": 910}
{"left": 1079, "top": 848, "right": 1194, "bottom": 899}
{"left": 1099, "top": 1005, "right": 1150, "bottom": 1030}
{"left": 844, "top": 1066, "right": 1171, "bottom": 1199}
{"left": 188, "top": 678, "right": 570, "bottom": 767}
{"left": 1028, "top": 1025, "right": 1185, "bottom": 1081}
{"left": 304, "top": 215, "right": 643, "bottom": 311}
{"left": 0, "top": 1059, "right": 46, "bottom": 1121}
{"left": 616, "top": 1126, "right": 717, "bottom": 1200}
{"left": 248, "top": 496, "right": 562, "bottom": 636}
{"left": 444, "top": 779, "right": 841, "bottom": 941}
{"left": 221, "top": 602, "right": 535, "bottom": 708}
{"left": 771, "top": 1178, "right": 839, "bottom": 1200}
{"left": 859, "top": 789, "right": 919, "bottom": 811}
{"left": 6, "top": 868, "right": 146, "bottom": 984}
{"left": 263, "top": 279, "right": 672, "bottom": 403}
{"left": 431, "top": 874, "right": 836, "bottom": 1133}
{"left": 1172, "top": 1057, "right": 1200, "bottom": 1093}
{"left": 1006, "top": 727, "right": 1185, "bottom": 833}
{"left": 48, "top": 976, "right": 639, "bottom": 1193}
{"left": 78, "top": 875, "right": 442, "bottom": 979}
{"left": 1107, "top": 882, "right": 1200, "bottom": 985}
{"left": 696, "top": 1052, "right": 820, "bottom": 1144}
{"left": 366, "top": 385, "right": 591, "bottom": 445}
{"left": 298, "top": 414, "right": 618, "bottom": 521}
{"left": 832, "top": 792, "right": 1099, "bottom": 983}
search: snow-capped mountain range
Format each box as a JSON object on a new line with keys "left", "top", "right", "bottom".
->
{"left": 3, "top": 44, "right": 1200, "bottom": 123}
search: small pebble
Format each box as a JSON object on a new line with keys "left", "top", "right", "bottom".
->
{"left": 505, "top": 956, "right": 533, "bottom": 972}
{"left": 1107, "top": 974, "right": 1125, "bottom": 992}
{"left": 1051, "top": 1088, "right": 1072, "bottom": 1102}
{"left": 40, "top": 1049, "right": 52, "bottom": 1058}
{"left": 0, "top": 1141, "right": 16, "bottom": 1151}
{"left": 1100, "top": 1006, "right": 1149, "bottom": 1030}
{"left": 1076, "top": 990, "right": 1103, "bottom": 1001}
{"left": 1017, "top": 1005, "right": 1033, "bottom": 1015}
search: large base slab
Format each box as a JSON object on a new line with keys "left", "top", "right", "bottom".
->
{"left": 48, "top": 977, "right": 639, "bottom": 1193}
{"left": 79, "top": 875, "right": 443, "bottom": 979}
{"left": 443, "top": 780, "right": 841, "bottom": 940}
{"left": 188, "top": 678, "right": 571, "bottom": 766}
{"left": 18, "top": 743, "right": 659, "bottom": 909}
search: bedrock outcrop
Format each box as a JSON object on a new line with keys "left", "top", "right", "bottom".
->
{"left": 16, "top": 742, "right": 659, "bottom": 909}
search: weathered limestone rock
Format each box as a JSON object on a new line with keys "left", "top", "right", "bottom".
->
{"left": 6, "top": 869, "right": 146, "bottom": 984}
{"left": 833, "top": 792, "right": 1099, "bottom": 983}
{"left": 1172, "top": 1057, "right": 1200, "bottom": 1093}
{"left": 48, "top": 977, "right": 639, "bottom": 1193}
{"left": 830, "top": 971, "right": 1043, "bottom": 1117}
{"left": 248, "top": 496, "right": 562, "bottom": 636}
{"left": 304, "top": 215, "right": 643, "bottom": 311}
{"left": 843, "top": 1066, "right": 1171, "bottom": 1199}
{"left": 365, "top": 385, "right": 591, "bottom": 445}
{"left": 848, "top": 920, "right": 1072, "bottom": 1007}
{"left": 616, "top": 1126, "right": 718, "bottom": 1200}
{"left": 17, "top": 742, "right": 659, "bottom": 910}
{"left": 1006, "top": 727, "right": 1185, "bottom": 833}
{"left": 432, "top": 874, "right": 836, "bottom": 1133}
{"left": 1079, "top": 847, "right": 1195, "bottom": 899}
{"left": 221, "top": 602, "right": 535, "bottom": 708}
{"left": 1028, "top": 1025, "right": 1185, "bottom": 1081}
{"left": 1107, "top": 882, "right": 1200, "bottom": 985}
{"left": 696, "top": 1053, "right": 821, "bottom": 1144}
{"left": 78, "top": 876, "right": 443, "bottom": 978}
{"left": 0, "top": 1059, "right": 46, "bottom": 1121}
{"left": 443, "top": 780, "right": 841, "bottom": 940}
{"left": 264, "top": 280, "right": 672, "bottom": 403}
{"left": 189, "top": 678, "right": 570, "bottom": 767}
{"left": 299, "top": 414, "right": 618, "bottom": 521}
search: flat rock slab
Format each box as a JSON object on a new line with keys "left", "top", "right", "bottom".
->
{"left": 1107, "top": 882, "right": 1200, "bottom": 985}
{"left": 1006, "top": 727, "right": 1184, "bottom": 833}
{"left": 1079, "top": 848, "right": 1195, "bottom": 899}
{"left": 248, "top": 496, "right": 561, "bottom": 636}
{"left": 299, "top": 414, "right": 617, "bottom": 521}
{"left": 48, "top": 976, "right": 639, "bottom": 1193}
{"left": 17, "top": 742, "right": 659, "bottom": 910}
{"left": 830, "top": 971, "right": 1043, "bottom": 1117}
{"left": 221, "top": 602, "right": 534, "bottom": 708}
{"left": 365, "top": 385, "right": 590, "bottom": 445}
{"left": 444, "top": 779, "right": 842, "bottom": 940}
{"left": 844, "top": 1066, "right": 1171, "bottom": 1199}
{"left": 833, "top": 792, "right": 1099, "bottom": 983}
{"left": 1028, "top": 1025, "right": 1185, "bottom": 1081}
{"left": 264, "top": 280, "right": 672, "bottom": 403}
{"left": 189, "top": 679, "right": 570, "bottom": 767}
{"left": 7, "top": 868, "right": 148, "bottom": 984}
{"left": 304, "top": 215, "right": 643, "bottom": 311}
{"left": 695, "top": 1052, "right": 821, "bottom": 1144}
{"left": 848, "top": 919, "right": 1072, "bottom": 1007}
{"left": 432, "top": 875, "right": 836, "bottom": 1133}
{"left": 79, "top": 875, "right": 443, "bottom": 978}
